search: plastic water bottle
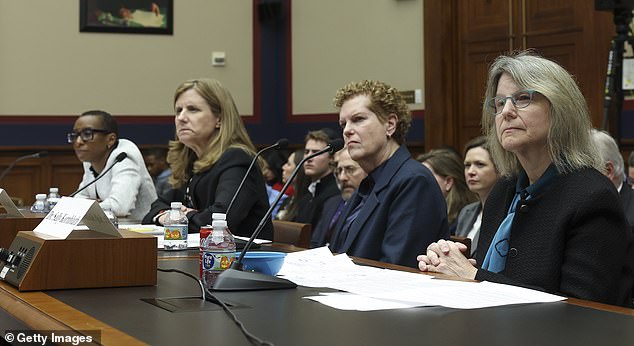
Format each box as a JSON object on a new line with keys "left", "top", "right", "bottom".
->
{"left": 47, "top": 187, "right": 61, "bottom": 209}
{"left": 201, "top": 213, "right": 235, "bottom": 288}
{"left": 30, "top": 194, "right": 49, "bottom": 213}
{"left": 163, "top": 202, "right": 188, "bottom": 251}
{"left": 101, "top": 203, "right": 119, "bottom": 229}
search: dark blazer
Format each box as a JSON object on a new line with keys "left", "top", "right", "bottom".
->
{"left": 294, "top": 173, "right": 340, "bottom": 228}
{"left": 619, "top": 182, "right": 634, "bottom": 228}
{"left": 454, "top": 201, "right": 481, "bottom": 237}
{"left": 310, "top": 195, "right": 345, "bottom": 248}
{"left": 454, "top": 201, "right": 482, "bottom": 256}
{"left": 329, "top": 145, "right": 449, "bottom": 268}
{"left": 475, "top": 168, "right": 633, "bottom": 307}
{"left": 142, "top": 148, "right": 273, "bottom": 240}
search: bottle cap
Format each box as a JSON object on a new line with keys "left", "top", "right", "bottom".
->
{"left": 170, "top": 202, "right": 182, "bottom": 209}
{"left": 211, "top": 213, "right": 226, "bottom": 220}
{"left": 212, "top": 219, "right": 227, "bottom": 229}
{"left": 49, "top": 187, "right": 59, "bottom": 193}
{"left": 36, "top": 193, "right": 46, "bottom": 199}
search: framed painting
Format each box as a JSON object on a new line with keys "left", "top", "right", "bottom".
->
{"left": 79, "top": 0, "right": 173, "bottom": 35}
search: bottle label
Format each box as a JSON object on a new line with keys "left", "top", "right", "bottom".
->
{"left": 164, "top": 225, "right": 187, "bottom": 240}
{"left": 202, "top": 252, "right": 235, "bottom": 271}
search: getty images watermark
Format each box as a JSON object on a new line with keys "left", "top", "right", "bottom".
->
{"left": 4, "top": 330, "right": 101, "bottom": 345}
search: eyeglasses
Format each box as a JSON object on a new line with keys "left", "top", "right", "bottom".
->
{"left": 486, "top": 90, "right": 538, "bottom": 115}
{"left": 66, "top": 128, "right": 110, "bottom": 143}
{"left": 335, "top": 165, "right": 360, "bottom": 177}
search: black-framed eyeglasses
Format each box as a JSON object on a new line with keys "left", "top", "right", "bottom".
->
{"left": 486, "top": 90, "right": 539, "bottom": 115}
{"left": 66, "top": 128, "right": 110, "bottom": 143}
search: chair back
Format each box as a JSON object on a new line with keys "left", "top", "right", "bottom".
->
{"left": 450, "top": 235, "right": 472, "bottom": 257}
{"left": 273, "top": 220, "right": 312, "bottom": 248}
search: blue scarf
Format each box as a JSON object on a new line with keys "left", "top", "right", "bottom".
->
{"left": 482, "top": 165, "right": 558, "bottom": 273}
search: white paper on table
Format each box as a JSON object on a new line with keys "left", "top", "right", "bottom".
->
{"left": 277, "top": 246, "right": 565, "bottom": 310}
{"left": 119, "top": 224, "right": 164, "bottom": 235}
{"left": 304, "top": 292, "right": 427, "bottom": 311}
{"left": 234, "top": 235, "right": 273, "bottom": 244}
{"left": 343, "top": 278, "right": 565, "bottom": 310}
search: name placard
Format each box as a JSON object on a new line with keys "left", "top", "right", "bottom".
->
{"left": 33, "top": 197, "right": 120, "bottom": 239}
{"left": 0, "top": 188, "right": 23, "bottom": 217}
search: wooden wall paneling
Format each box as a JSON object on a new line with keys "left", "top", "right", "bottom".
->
{"left": 457, "top": 0, "right": 511, "bottom": 152}
{"left": 425, "top": 0, "right": 615, "bottom": 152}
{"left": 0, "top": 150, "right": 83, "bottom": 204}
{"left": 424, "top": 0, "right": 458, "bottom": 151}
{"left": 523, "top": 0, "right": 577, "bottom": 32}
{"left": 0, "top": 164, "right": 43, "bottom": 206}
{"left": 459, "top": 40, "right": 510, "bottom": 152}
{"left": 49, "top": 155, "right": 84, "bottom": 197}
{"left": 460, "top": 0, "right": 511, "bottom": 42}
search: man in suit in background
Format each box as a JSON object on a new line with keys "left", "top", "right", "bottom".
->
{"left": 591, "top": 129, "right": 634, "bottom": 228}
{"left": 310, "top": 147, "right": 367, "bottom": 248}
{"left": 294, "top": 129, "right": 341, "bottom": 228}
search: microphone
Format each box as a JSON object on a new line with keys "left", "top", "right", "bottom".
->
{"left": 213, "top": 138, "right": 344, "bottom": 291}
{"left": 225, "top": 138, "right": 288, "bottom": 220}
{"left": 69, "top": 152, "right": 127, "bottom": 197}
{"left": 0, "top": 151, "right": 48, "bottom": 183}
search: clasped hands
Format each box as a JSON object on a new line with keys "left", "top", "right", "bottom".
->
{"left": 417, "top": 239, "right": 478, "bottom": 280}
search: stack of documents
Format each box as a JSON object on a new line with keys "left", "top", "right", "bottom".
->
{"left": 277, "top": 247, "right": 565, "bottom": 311}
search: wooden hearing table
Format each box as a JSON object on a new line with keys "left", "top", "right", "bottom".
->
{"left": 0, "top": 244, "right": 633, "bottom": 346}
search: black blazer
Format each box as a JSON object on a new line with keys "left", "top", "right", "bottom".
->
{"left": 619, "top": 182, "right": 634, "bottom": 228}
{"left": 475, "top": 168, "right": 633, "bottom": 307}
{"left": 294, "top": 173, "right": 340, "bottom": 228}
{"left": 142, "top": 148, "right": 273, "bottom": 239}
{"left": 310, "top": 195, "right": 345, "bottom": 248}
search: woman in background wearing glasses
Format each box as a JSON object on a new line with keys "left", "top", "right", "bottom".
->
{"left": 418, "top": 51, "right": 633, "bottom": 307}
{"left": 69, "top": 110, "right": 157, "bottom": 220}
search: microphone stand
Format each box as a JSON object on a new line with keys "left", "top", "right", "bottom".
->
{"left": 69, "top": 153, "right": 127, "bottom": 197}
{"left": 225, "top": 139, "right": 288, "bottom": 219}
{"left": 212, "top": 139, "right": 343, "bottom": 291}
{"left": 0, "top": 152, "right": 48, "bottom": 183}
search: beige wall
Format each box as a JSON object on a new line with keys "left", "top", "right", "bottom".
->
{"left": 0, "top": 1, "right": 424, "bottom": 118}
{"left": 0, "top": 0, "right": 253, "bottom": 116}
{"left": 291, "top": 0, "right": 424, "bottom": 115}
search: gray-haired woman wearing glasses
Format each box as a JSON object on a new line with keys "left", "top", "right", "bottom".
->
{"left": 418, "top": 51, "right": 633, "bottom": 307}
{"left": 69, "top": 110, "right": 156, "bottom": 220}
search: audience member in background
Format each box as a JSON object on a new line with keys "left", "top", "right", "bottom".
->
{"left": 418, "top": 51, "right": 633, "bottom": 307}
{"left": 628, "top": 151, "right": 634, "bottom": 187}
{"left": 311, "top": 147, "right": 367, "bottom": 248}
{"left": 143, "top": 147, "right": 172, "bottom": 197}
{"left": 262, "top": 150, "right": 287, "bottom": 192}
{"left": 329, "top": 80, "right": 448, "bottom": 268}
{"left": 455, "top": 136, "right": 500, "bottom": 256}
{"left": 69, "top": 110, "right": 156, "bottom": 220}
{"left": 261, "top": 150, "right": 288, "bottom": 219}
{"left": 417, "top": 149, "right": 477, "bottom": 233}
{"left": 294, "top": 129, "right": 341, "bottom": 227}
{"left": 591, "top": 129, "right": 634, "bottom": 227}
{"left": 142, "top": 78, "right": 273, "bottom": 239}
{"left": 275, "top": 149, "right": 309, "bottom": 221}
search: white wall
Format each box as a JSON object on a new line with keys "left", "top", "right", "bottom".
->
{"left": 291, "top": 0, "right": 424, "bottom": 115}
{"left": 0, "top": 0, "right": 253, "bottom": 116}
